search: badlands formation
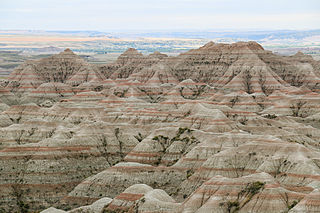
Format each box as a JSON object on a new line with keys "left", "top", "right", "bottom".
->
{"left": 0, "top": 42, "right": 320, "bottom": 213}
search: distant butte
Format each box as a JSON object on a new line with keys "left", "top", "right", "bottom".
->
{"left": 64, "top": 48, "right": 73, "bottom": 52}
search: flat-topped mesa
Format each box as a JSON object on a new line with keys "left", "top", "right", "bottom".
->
{"left": 234, "top": 41, "right": 264, "bottom": 51}
{"left": 197, "top": 41, "right": 264, "bottom": 51}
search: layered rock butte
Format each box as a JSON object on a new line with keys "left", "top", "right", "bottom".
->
{"left": 0, "top": 42, "right": 320, "bottom": 213}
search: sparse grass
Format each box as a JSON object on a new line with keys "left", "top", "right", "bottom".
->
{"left": 186, "top": 169, "right": 194, "bottom": 178}
{"left": 221, "top": 181, "right": 265, "bottom": 213}
{"left": 226, "top": 201, "right": 240, "bottom": 213}
{"left": 263, "top": 114, "right": 277, "bottom": 119}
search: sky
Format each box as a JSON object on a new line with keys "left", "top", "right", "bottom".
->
{"left": 0, "top": 0, "right": 320, "bottom": 31}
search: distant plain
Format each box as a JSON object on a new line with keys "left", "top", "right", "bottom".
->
{"left": 1, "top": 29, "right": 320, "bottom": 79}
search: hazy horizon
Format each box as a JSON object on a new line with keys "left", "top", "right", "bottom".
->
{"left": 1, "top": 0, "right": 320, "bottom": 32}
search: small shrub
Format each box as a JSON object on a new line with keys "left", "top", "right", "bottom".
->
{"left": 263, "top": 114, "right": 277, "bottom": 119}
{"left": 288, "top": 200, "right": 298, "bottom": 210}
{"left": 246, "top": 181, "right": 265, "bottom": 195}
{"left": 186, "top": 169, "right": 194, "bottom": 178}
{"left": 226, "top": 201, "right": 240, "bottom": 213}
{"left": 152, "top": 135, "right": 168, "bottom": 141}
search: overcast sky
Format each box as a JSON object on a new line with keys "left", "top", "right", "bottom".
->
{"left": 0, "top": 0, "right": 320, "bottom": 31}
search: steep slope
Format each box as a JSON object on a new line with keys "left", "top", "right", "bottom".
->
{"left": 106, "top": 48, "right": 166, "bottom": 79}
{"left": 168, "top": 41, "right": 265, "bottom": 85}
{"left": 258, "top": 50, "right": 320, "bottom": 91}
{"left": 220, "top": 53, "right": 289, "bottom": 95}
{"left": 6, "top": 49, "right": 102, "bottom": 95}
{"left": 180, "top": 173, "right": 304, "bottom": 213}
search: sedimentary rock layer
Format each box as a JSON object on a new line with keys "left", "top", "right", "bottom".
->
{"left": 0, "top": 41, "right": 320, "bottom": 212}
